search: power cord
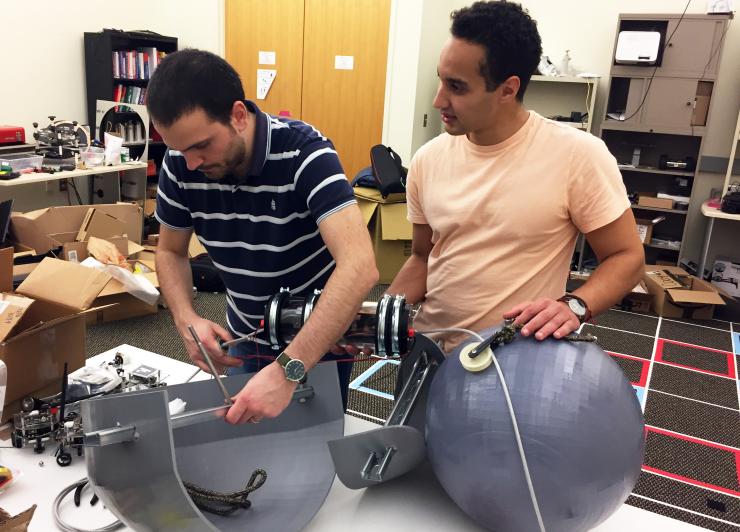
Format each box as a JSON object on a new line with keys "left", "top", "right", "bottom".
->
{"left": 53, "top": 478, "right": 123, "bottom": 532}
{"left": 691, "top": 18, "right": 731, "bottom": 135}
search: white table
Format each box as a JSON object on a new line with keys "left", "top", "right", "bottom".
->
{"left": 698, "top": 200, "right": 740, "bottom": 276}
{"left": 0, "top": 161, "right": 147, "bottom": 187}
{"left": 0, "top": 345, "right": 704, "bottom": 532}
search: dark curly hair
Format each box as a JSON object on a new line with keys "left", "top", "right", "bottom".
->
{"left": 147, "top": 49, "right": 245, "bottom": 127}
{"left": 451, "top": 1, "right": 542, "bottom": 101}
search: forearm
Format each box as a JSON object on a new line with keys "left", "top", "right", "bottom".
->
{"left": 387, "top": 254, "right": 428, "bottom": 304}
{"left": 155, "top": 249, "right": 198, "bottom": 328}
{"left": 285, "top": 261, "right": 378, "bottom": 369}
{"left": 574, "top": 249, "right": 644, "bottom": 316}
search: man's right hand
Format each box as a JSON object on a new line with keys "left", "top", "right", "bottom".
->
{"left": 178, "top": 317, "right": 243, "bottom": 374}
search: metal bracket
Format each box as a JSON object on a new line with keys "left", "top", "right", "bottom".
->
{"left": 84, "top": 424, "right": 138, "bottom": 447}
{"left": 361, "top": 445, "right": 397, "bottom": 482}
{"left": 329, "top": 334, "right": 446, "bottom": 489}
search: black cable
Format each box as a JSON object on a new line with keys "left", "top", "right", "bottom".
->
{"left": 691, "top": 19, "right": 731, "bottom": 135}
{"left": 619, "top": 0, "right": 692, "bottom": 122}
{"left": 69, "top": 178, "right": 83, "bottom": 204}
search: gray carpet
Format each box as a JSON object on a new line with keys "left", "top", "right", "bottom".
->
{"left": 86, "top": 291, "right": 226, "bottom": 364}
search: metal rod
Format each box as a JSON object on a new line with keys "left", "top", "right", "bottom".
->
{"left": 85, "top": 425, "right": 138, "bottom": 447}
{"left": 187, "top": 325, "right": 234, "bottom": 406}
{"left": 218, "top": 328, "right": 266, "bottom": 349}
{"left": 170, "top": 405, "right": 230, "bottom": 430}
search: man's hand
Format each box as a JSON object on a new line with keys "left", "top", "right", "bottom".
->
{"left": 503, "top": 298, "right": 580, "bottom": 341}
{"left": 178, "top": 317, "right": 243, "bottom": 374}
{"left": 225, "top": 362, "right": 297, "bottom": 424}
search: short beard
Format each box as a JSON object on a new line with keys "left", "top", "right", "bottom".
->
{"left": 201, "top": 130, "right": 247, "bottom": 180}
{"left": 222, "top": 133, "right": 248, "bottom": 176}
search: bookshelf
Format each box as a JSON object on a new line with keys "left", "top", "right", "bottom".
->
{"left": 573, "top": 13, "right": 730, "bottom": 276}
{"left": 83, "top": 29, "right": 177, "bottom": 183}
{"left": 525, "top": 75, "right": 598, "bottom": 133}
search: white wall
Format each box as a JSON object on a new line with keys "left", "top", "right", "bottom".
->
{"left": 0, "top": 0, "right": 224, "bottom": 209}
{"left": 382, "top": 0, "right": 425, "bottom": 163}
{"left": 382, "top": 0, "right": 449, "bottom": 164}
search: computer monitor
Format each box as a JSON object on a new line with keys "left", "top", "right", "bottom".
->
{"left": 0, "top": 198, "right": 13, "bottom": 246}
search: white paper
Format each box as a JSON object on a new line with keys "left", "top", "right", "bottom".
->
{"left": 636, "top": 225, "right": 648, "bottom": 243}
{"left": 80, "top": 257, "right": 160, "bottom": 306}
{"left": 258, "top": 50, "right": 276, "bottom": 65}
{"left": 256, "top": 69, "right": 277, "bottom": 100}
{"left": 0, "top": 361, "right": 6, "bottom": 435}
{"left": 335, "top": 55, "right": 354, "bottom": 70}
{"left": 104, "top": 132, "right": 123, "bottom": 166}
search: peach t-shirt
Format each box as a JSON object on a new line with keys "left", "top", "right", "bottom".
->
{"left": 406, "top": 111, "right": 629, "bottom": 347}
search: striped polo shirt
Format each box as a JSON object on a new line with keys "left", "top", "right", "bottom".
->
{"left": 155, "top": 100, "right": 356, "bottom": 336}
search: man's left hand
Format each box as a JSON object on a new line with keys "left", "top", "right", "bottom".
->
{"left": 224, "top": 362, "right": 298, "bottom": 424}
{"left": 503, "top": 298, "right": 580, "bottom": 341}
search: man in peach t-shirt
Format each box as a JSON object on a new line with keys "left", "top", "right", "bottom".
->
{"left": 388, "top": 2, "right": 644, "bottom": 349}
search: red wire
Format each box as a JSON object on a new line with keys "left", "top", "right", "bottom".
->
{"left": 231, "top": 353, "right": 391, "bottom": 364}
{"left": 238, "top": 335, "right": 401, "bottom": 365}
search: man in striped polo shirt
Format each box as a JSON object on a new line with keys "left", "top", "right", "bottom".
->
{"left": 147, "top": 49, "right": 378, "bottom": 424}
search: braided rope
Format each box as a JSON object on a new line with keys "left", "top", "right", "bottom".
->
{"left": 184, "top": 469, "right": 267, "bottom": 516}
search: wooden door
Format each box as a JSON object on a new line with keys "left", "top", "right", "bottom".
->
{"left": 301, "top": 0, "right": 391, "bottom": 179}
{"left": 225, "top": 0, "right": 305, "bottom": 118}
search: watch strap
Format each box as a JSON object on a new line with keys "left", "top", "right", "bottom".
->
{"left": 276, "top": 351, "right": 307, "bottom": 383}
{"left": 558, "top": 293, "right": 592, "bottom": 323}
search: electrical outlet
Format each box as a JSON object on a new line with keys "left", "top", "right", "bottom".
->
{"left": 59, "top": 179, "right": 68, "bottom": 192}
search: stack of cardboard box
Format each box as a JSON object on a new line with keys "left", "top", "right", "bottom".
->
{"left": 0, "top": 248, "right": 88, "bottom": 421}
{"left": 9, "top": 203, "right": 160, "bottom": 324}
{"left": 354, "top": 187, "right": 413, "bottom": 284}
{"left": 0, "top": 201, "right": 168, "bottom": 420}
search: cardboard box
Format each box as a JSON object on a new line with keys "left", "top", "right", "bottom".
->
{"left": 354, "top": 187, "right": 413, "bottom": 283}
{"left": 619, "top": 280, "right": 652, "bottom": 313}
{"left": 188, "top": 233, "right": 207, "bottom": 258}
{"left": 144, "top": 198, "right": 157, "bottom": 216}
{"left": 76, "top": 208, "right": 128, "bottom": 242}
{"left": 638, "top": 195, "right": 674, "bottom": 210}
{"left": 86, "top": 268, "right": 159, "bottom": 325}
{"left": 644, "top": 265, "right": 725, "bottom": 319}
{"left": 635, "top": 216, "right": 665, "bottom": 244}
{"left": 0, "top": 247, "right": 11, "bottom": 293}
{"left": 9, "top": 203, "right": 143, "bottom": 254}
{"left": 62, "top": 237, "right": 143, "bottom": 263}
{"left": 17, "top": 256, "right": 159, "bottom": 327}
{"left": 0, "top": 253, "right": 96, "bottom": 421}
{"left": 691, "top": 82, "right": 712, "bottom": 126}
{"left": 710, "top": 257, "right": 740, "bottom": 298}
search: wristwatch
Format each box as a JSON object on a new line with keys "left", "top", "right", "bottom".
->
{"left": 557, "top": 294, "right": 592, "bottom": 324}
{"left": 276, "top": 351, "right": 307, "bottom": 383}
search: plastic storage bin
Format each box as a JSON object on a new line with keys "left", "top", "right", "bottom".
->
{"left": 0, "top": 153, "right": 43, "bottom": 172}
{"left": 80, "top": 147, "right": 105, "bottom": 167}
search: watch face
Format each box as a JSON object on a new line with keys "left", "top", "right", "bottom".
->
{"left": 568, "top": 298, "right": 586, "bottom": 316}
{"left": 284, "top": 359, "right": 306, "bottom": 382}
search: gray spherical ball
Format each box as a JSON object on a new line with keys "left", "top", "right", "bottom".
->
{"left": 425, "top": 327, "right": 644, "bottom": 532}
